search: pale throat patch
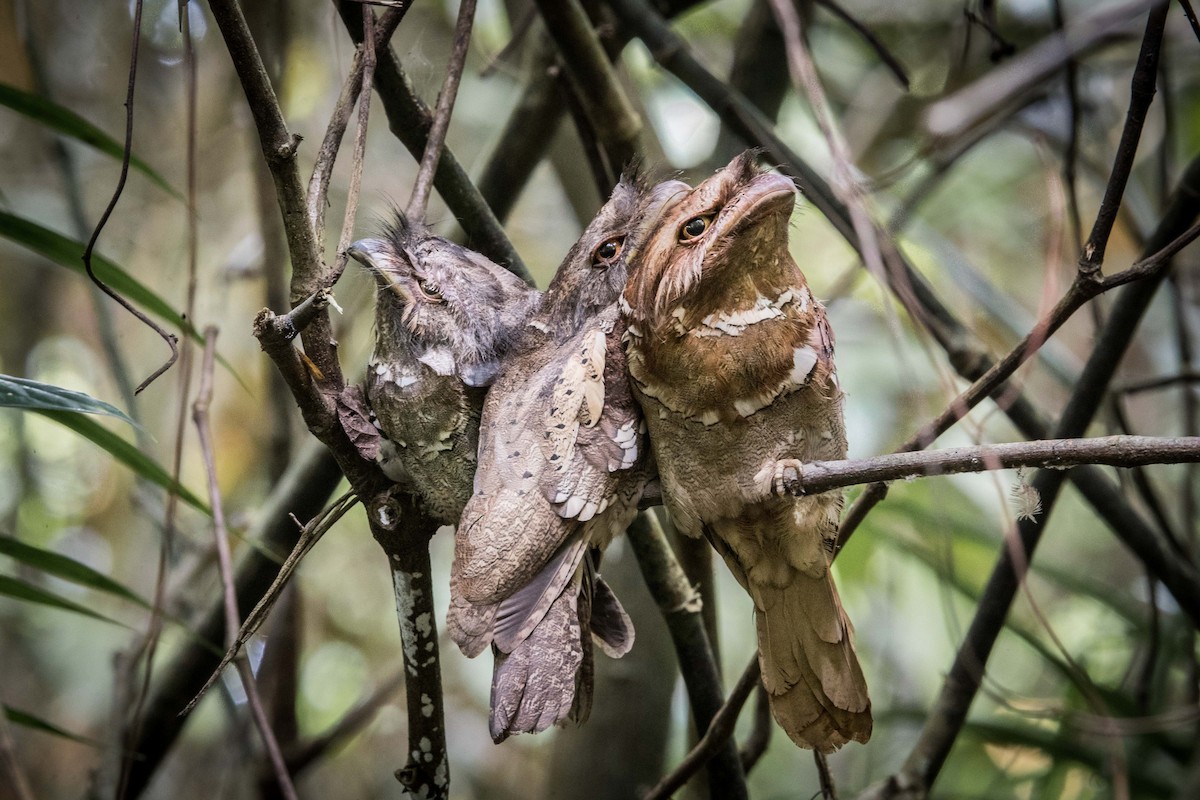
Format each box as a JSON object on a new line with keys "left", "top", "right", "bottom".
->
{"left": 372, "top": 360, "right": 421, "bottom": 389}
{"left": 417, "top": 346, "right": 457, "bottom": 376}
{"left": 667, "top": 286, "right": 811, "bottom": 337}
{"left": 628, "top": 342, "right": 821, "bottom": 425}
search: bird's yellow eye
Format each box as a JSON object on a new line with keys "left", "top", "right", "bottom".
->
{"left": 679, "top": 216, "right": 711, "bottom": 241}
{"left": 592, "top": 236, "right": 624, "bottom": 268}
{"left": 417, "top": 277, "right": 444, "bottom": 301}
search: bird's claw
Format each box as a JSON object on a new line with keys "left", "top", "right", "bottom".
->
{"left": 753, "top": 458, "right": 805, "bottom": 499}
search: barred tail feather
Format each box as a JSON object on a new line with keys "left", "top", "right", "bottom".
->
{"left": 753, "top": 577, "right": 871, "bottom": 752}
{"left": 490, "top": 570, "right": 586, "bottom": 742}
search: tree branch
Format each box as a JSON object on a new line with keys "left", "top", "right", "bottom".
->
{"left": 873, "top": 9, "right": 1179, "bottom": 796}
{"left": 283, "top": 667, "right": 406, "bottom": 775}
{"left": 608, "top": 0, "right": 1200, "bottom": 641}
{"left": 627, "top": 511, "right": 748, "bottom": 800}
{"left": 406, "top": 0, "right": 476, "bottom": 221}
{"left": 208, "top": 0, "right": 322, "bottom": 300}
{"left": 307, "top": 7, "right": 408, "bottom": 241}
{"left": 643, "top": 656, "right": 760, "bottom": 800}
{"left": 193, "top": 328, "right": 299, "bottom": 800}
{"left": 782, "top": 436, "right": 1200, "bottom": 497}
{"left": 151, "top": 5, "right": 455, "bottom": 797}
{"left": 364, "top": 493, "right": 447, "bottom": 798}
{"left": 334, "top": 0, "right": 529, "bottom": 281}
{"left": 126, "top": 444, "right": 345, "bottom": 799}
{"left": 532, "top": 0, "right": 642, "bottom": 179}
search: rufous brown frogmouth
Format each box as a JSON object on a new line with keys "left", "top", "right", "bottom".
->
{"left": 621, "top": 152, "right": 872, "bottom": 752}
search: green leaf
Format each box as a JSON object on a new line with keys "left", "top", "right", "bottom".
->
{"left": 0, "top": 213, "right": 249, "bottom": 389}
{"left": 0, "top": 374, "right": 135, "bottom": 425}
{"left": 0, "top": 211, "right": 186, "bottom": 332}
{"left": 35, "top": 410, "right": 209, "bottom": 514}
{"left": 0, "top": 82, "right": 180, "bottom": 199}
{"left": 3, "top": 705, "right": 102, "bottom": 748}
{"left": 0, "top": 537, "right": 149, "bottom": 609}
{"left": 0, "top": 574, "right": 126, "bottom": 627}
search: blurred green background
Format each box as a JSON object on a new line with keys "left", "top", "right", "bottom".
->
{"left": 1, "top": 0, "right": 1198, "bottom": 798}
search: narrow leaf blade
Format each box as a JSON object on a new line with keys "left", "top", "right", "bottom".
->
{"left": 0, "top": 537, "right": 149, "bottom": 608}
{"left": 34, "top": 410, "right": 209, "bottom": 514}
{"left": 0, "top": 211, "right": 186, "bottom": 331}
{"left": 0, "top": 82, "right": 180, "bottom": 198}
{"left": 0, "top": 574, "right": 125, "bottom": 626}
{"left": 0, "top": 374, "right": 135, "bottom": 425}
{"left": 0, "top": 213, "right": 249, "bottom": 388}
{"left": 4, "top": 705, "right": 103, "bottom": 747}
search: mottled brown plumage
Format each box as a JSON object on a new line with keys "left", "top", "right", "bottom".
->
{"left": 621, "top": 152, "right": 872, "bottom": 752}
{"left": 449, "top": 175, "right": 689, "bottom": 741}
{"left": 346, "top": 216, "right": 538, "bottom": 524}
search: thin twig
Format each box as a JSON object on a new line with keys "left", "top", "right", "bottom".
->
{"left": 233, "top": 658, "right": 295, "bottom": 799}
{"left": 307, "top": 6, "right": 409, "bottom": 241}
{"left": 193, "top": 328, "right": 299, "bottom": 800}
{"left": 924, "top": 0, "right": 1158, "bottom": 144}
{"left": 332, "top": 6, "right": 378, "bottom": 280}
{"left": 475, "top": 36, "right": 567, "bottom": 225}
{"left": 1120, "top": 370, "right": 1200, "bottom": 394}
{"left": 334, "top": 0, "right": 528, "bottom": 280}
{"left": 184, "top": 492, "right": 357, "bottom": 714}
{"left": 1181, "top": 0, "right": 1200, "bottom": 43}
{"left": 406, "top": 0, "right": 476, "bottom": 221}
{"left": 283, "top": 666, "right": 406, "bottom": 774}
{"left": 813, "top": 750, "right": 839, "bottom": 799}
{"left": 781, "top": 435, "right": 1200, "bottom": 497}
{"left": 879, "top": 10, "right": 1176, "bottom": 796}
{"left": 612, "top": 0, "right": 1200, "bottom": 643}
{"left": 22, "top": 17, "right": 144, "bottom": 432}
{"left": 643, "top": 655, "right": 760, "bottom": 800}
{"left": 473, "top": 1, "right": 707, "bottom": 226}
{"left": 554, "top": 62, "right": 620, "bottom": 197}
{"left": 81, "top": 0, "right": 179, "bottom": 395}
{"left": 115, "top": 4, "right": 192, "bottom": 795}
{"left": 812, "top": 0, "right": 908, "bottom": 89}
{"left": 1051, "top": 0, "right": 1084, "bottom": 247}
{"left": 767, "top": 0, "right": 905, "bottom": 346}
{"left": 850, "top": 216, "right": 1200, "bottom": 476}
{"left": 738, "top": 683, "right": 772, "bottom": 773}
{"left": 127, "top": 445, "right": 345, "bottom": 798}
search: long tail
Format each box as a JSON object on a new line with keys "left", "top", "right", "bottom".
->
{"left": 752, "top": 571, "right": 871, "bottom": 751}
{"left": 706, "top": 508, "right": 871, "bottom": 752}
{"left": 489, "top": 559, "right": 635, "bottom": 742}
{"left": 490, "top": 568, "right": 586, "bottom": 741}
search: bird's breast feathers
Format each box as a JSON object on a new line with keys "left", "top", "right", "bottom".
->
{"left": 623, "top": 286, "right": 838, "bottom": 426}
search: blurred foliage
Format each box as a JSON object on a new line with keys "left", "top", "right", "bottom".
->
{"left": 1, "top": 0, "right": 1199, "bottom": 799}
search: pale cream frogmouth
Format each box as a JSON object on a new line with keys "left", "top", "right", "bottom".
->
{"left": 620, "top": 152, "right": 872, "bottom": 752}
{"left": 449, "top": 175, "right": 690, "bottom": 742}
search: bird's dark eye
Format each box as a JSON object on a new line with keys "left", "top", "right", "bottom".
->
{"left": 417, "top": 277, "right": 444, "bottom": 302}
{"left": 592, "top": 237, "right": 624, "bottom": 268}
{"left": 679, "top": 216, "right": 711, "bottom": 241}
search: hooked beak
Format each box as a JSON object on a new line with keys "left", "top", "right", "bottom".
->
{"left": 348, "top": 238, "right": 415, "bottom": 305}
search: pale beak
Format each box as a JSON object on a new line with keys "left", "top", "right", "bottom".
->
{"left": 348, "top": 238, "right": 415, "bottom": 305}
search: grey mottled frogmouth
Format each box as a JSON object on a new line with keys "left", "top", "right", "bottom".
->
{"left": 620, "top": 152, "right": 872, "bottom": 752}
{"left": 345, "top": 216, "right": 538, "bottom": 524}
{"left": 449, "top": 174, "right": 690, "bottom": 742}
